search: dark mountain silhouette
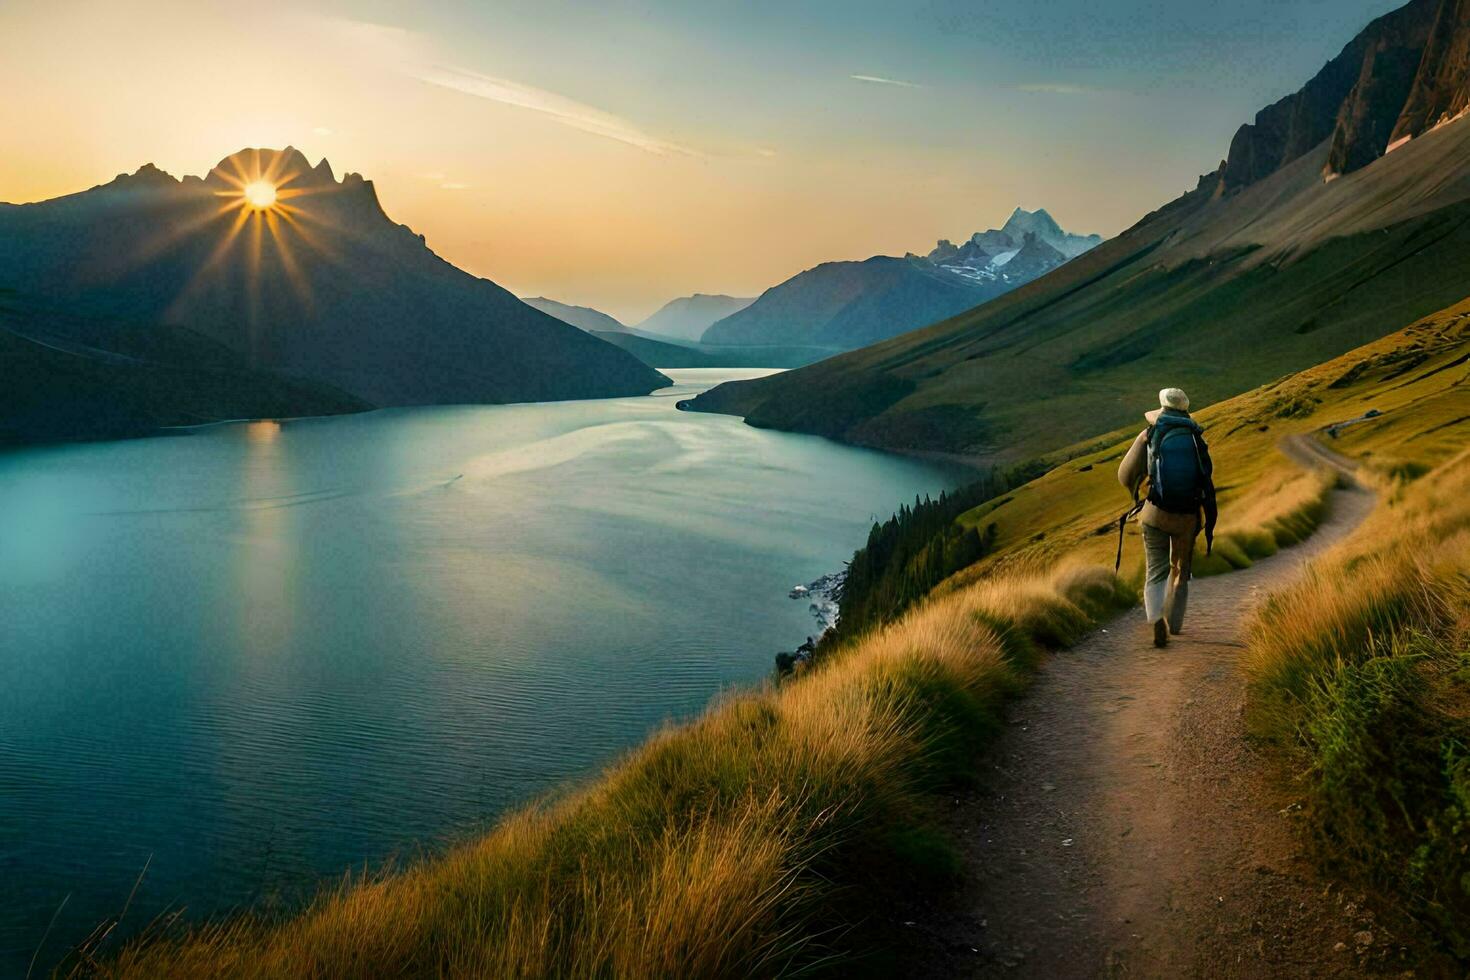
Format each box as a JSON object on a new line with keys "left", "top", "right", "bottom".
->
{"left": 699, "top": 208, "right": 1099, "bottom": 352}
{"left": 688, "top": 0, "right": 1470, "bottom": 460}
{"left": 635, "top": 294, "right": 756, "bottom": 343}
{"left": 0, "top": 289, "right": 365, "bottom": 445}
{"left": 0, "top": 147, "right": 668, "bottom": 425}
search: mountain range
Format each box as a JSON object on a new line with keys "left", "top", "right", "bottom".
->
{"left": 688, "top": 0, "right": 1470, "bottom": 460}
{"left": 522, "top": 295, "right": 829, "bottom": 369}
{"left": 699, "top": 208, "right": 1100, "bottom": 351}
{"left": 0, "top": 147, "right": 667, "bottom": 442}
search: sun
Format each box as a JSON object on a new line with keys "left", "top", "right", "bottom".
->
{"left": 243, "top": 181, "right": 277, "bottom": 210}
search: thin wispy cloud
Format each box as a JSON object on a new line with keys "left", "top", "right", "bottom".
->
{"left": 1016, "top": 83, "right": 1100, "bottom": 96}
{"left": 414, "top": 65, "right": 697, "bottom": 157}
{"left": 850, "top": 73, "right": 923, "bottom": 89}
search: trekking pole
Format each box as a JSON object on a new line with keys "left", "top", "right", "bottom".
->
{"left": 1114, "top": 499, "right": 1145, "bottom": 574}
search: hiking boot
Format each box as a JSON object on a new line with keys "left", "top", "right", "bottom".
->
{"left": 1153, "top": 619, "right": 1169, "bottom": 648}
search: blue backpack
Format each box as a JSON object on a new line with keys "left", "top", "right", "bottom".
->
{"left": 1146, "top": 415, "right": 1209, "bottom": 515}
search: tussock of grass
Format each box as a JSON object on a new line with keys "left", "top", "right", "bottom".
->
{"left": 1244, "top": 449, "right": 1470, "bottom": 957}
{"left": 97, "top": 567, "right": 1131, "bottom": 978}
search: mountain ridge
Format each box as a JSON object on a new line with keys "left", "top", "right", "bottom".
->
{"left": 0, "top": 147, "right": 668, "bottom": 424}
{"left": 699, "top": 207, "right": 1100, "bottom": 351}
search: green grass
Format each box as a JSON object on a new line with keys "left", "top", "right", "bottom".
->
{"left": 937, "top": 301, "right": 1469, "bottom": 586}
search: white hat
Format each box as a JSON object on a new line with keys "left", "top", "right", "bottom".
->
{"left": 1145, "top": 387, "right": 1190, "bottom": 423}
{"left": 1159, "top": 388, "right": 1190, "bottom": 411}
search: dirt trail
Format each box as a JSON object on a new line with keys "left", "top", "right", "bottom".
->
{"left": 899, "top": 438, "right": 1441, "bottom": 978}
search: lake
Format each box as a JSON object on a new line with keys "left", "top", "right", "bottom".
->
{"left": 0, "top": 369, "right": 965, "bottom": 971}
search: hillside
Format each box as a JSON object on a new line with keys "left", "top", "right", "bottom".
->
{"left": 634, "top": 293, "right": 755, "bottom": 342}
{"left": 520, "top": 296, "right": 629, "bottom": 334}
{"left": 0, "top": 290, "right": 366, "bottom": 444}
{"left": 827, "top": 293, "right": 1468, "bottom": 646}
{"left": 700, "top": 208, "right": 1098, "bottom": 352}
{"left": 0, "top": 148, "right": 668, "bottom": 415}
{"left": 688, "top": 0, "right": 1470, "bottom": 462}
{"left": 953, "top": 300, "right": 1469, "bottom": 581}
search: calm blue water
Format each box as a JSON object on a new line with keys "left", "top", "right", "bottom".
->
{"left": 0, "top": 369, "right": 963, "bottom": 972}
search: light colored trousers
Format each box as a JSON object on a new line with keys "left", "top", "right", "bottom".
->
{"left": 1142, "top": 523, "right": 1197, "bottom": 632}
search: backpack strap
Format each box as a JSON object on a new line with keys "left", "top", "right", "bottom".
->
{"left": 1142, "top": 423, "right": 1158, "bottom": 503}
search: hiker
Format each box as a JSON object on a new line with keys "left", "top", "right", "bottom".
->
{"left": 1117, "top": 388, "right": 1218, "bottom": 648}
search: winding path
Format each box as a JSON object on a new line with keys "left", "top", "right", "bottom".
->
{"left": 898, "top": 438, "right": 1443, "bottom": 977}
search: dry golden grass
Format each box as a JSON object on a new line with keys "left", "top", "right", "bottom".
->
{"left": 90, "top": 566, "right": 1130, "bottom": 979}
{"left": 1244, "top": 449, "right": 1470, "bottom": 717}
{"left": 1243, "top": 449, "right": 1470, "bottom": 956}
{"left": 1192, "top": 461, "right": 1337, "bottom": 577}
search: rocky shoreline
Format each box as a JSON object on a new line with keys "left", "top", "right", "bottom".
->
{"left": 776, "top": 571, "right": 844, "bottom": 675}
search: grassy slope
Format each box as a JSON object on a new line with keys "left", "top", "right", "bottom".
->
{"left": 1243, "top": 450, "right": 1469, "bottom": 956}
{"left": 93, "top": 304, "right": 1466, "bottom": 977}
{"left": 943, "top": 300, "right": 1469, "bottom": 585}
{"left": 689, "top": 114, "right": 1470, "bottom": 462}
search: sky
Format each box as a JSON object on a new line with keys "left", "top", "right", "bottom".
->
{"left": 0, "top": 0, "right": 1405, "bottom": 322}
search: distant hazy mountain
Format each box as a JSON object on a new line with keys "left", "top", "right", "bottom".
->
{"left": 0, "top": 147, "right": 667, "bottom": 428}
{"left": 524, "top": 292, "right": 825, "bottom": 368}
{"left": 700, "top": 208, "right": 1100, "bottom": 351}
{"left": 689, "top": 0, "right": 1470, "bottom": 459}
{"left": 587, "top": 331, "right": 818, "bottom": 369}
{"left": 635, "top": 294, "right": 756, "bottom": 342}
{"left": 521, "top": 296, "right": 629, "bottom": 334}
{"left": 700, "top": 256, "right": 990, "bottom": 351}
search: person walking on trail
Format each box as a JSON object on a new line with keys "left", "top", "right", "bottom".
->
{"left": 1117, "top": 388, "right": 1218, "bottom": 648}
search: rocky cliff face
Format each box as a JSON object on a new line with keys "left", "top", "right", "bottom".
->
{"left": 1325, "top": 2, "right": 1439, "bottom": 174}
{"left": 1224, "top": 0, "right": 1470, "bottom": 188}
{"left": 1389, "top": 0, "right": 1470, "bottom": 142}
